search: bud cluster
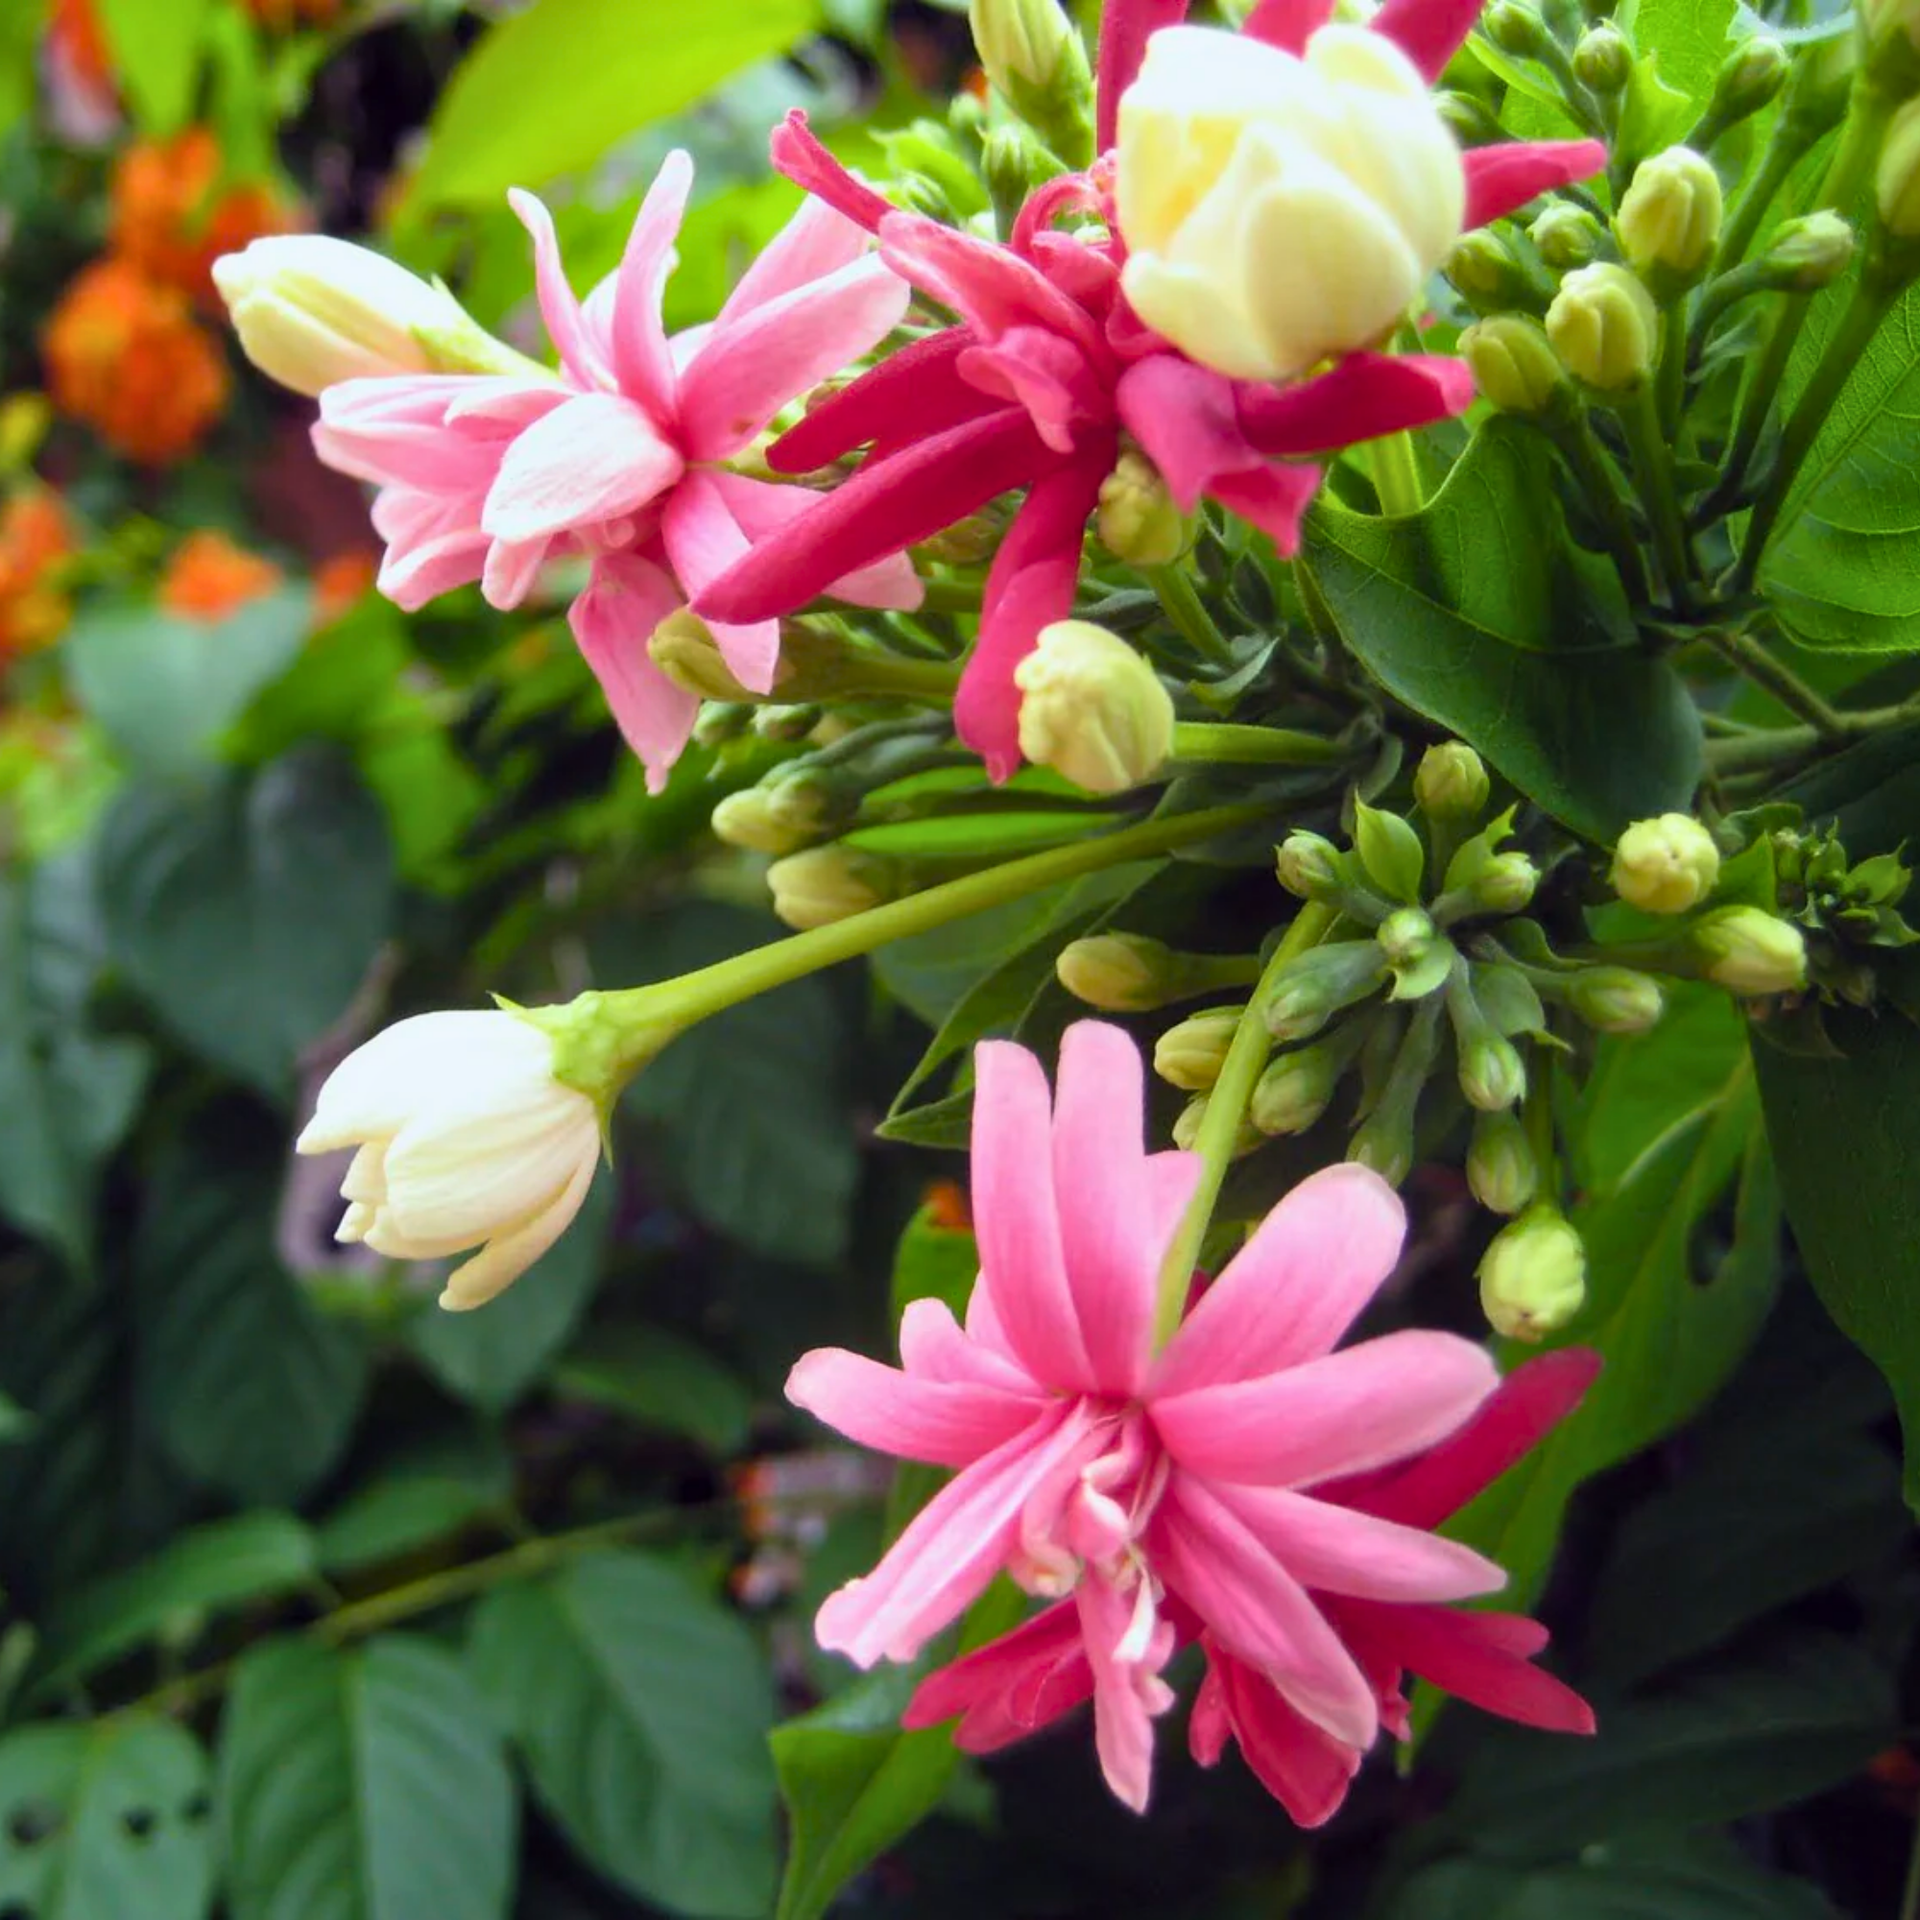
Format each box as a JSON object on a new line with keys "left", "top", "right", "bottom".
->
{"left": 1773, "top": 824, "right": 1920, "bottom": 1007}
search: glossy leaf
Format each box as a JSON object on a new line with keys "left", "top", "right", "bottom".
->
{"left": 313, "top": 1436, "right": 513, "bottom": 1575}
{"left": 551, "top": 1322, "right": 755, "bottom": 1456}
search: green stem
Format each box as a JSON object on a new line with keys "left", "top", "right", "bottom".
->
{"left": 1150, "top": 903, "right": 1337, "bottom": 1348}
{"left": 1147, "top": 563, "right": 1235, "bottom": 664}
{"left": 1620, "top": 382, "right": 1697, "bottom": 612}
{"left": 916, "top": 578, "right": 989, "bottom": 615}
{"left": 1655, "top": 294, "right": 1690, "bottom": 440}
{"left": 1171, "top": 722, "right": 1349, "bottom": 767}
{"left": 1704, "top": 723, "right": 1824, "bottom": 775}
{"left": 1546, "top": 409, "right": 1654, "bottom": 605}
{"left": 1369, "top": 432, "right": 1426, "bottom": 517}
{"left": 1698, "top": 626, "right": 1849, "bottom": 737}
{"left": 1900, "top": 1804, "right": 1920, "bottom": 1920}
{"left": 1712, "top": 119, "right": 1808, "bottom": 276}
{"left": 1729, "top": 276, "right": 1897, "bottom": 592}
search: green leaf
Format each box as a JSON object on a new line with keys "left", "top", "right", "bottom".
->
{"left": 0, "top": 1716, "right": 216, "bottom": 1920}
{"left": 1353, "top": 797, "right": 1425, "bottom": 902}
{"left": 64, "top": 592, "right": 312, "bottom": 780}
{"left": 94, "top": 0, "right": 212, "bottom": 131}
{"left": 468, "top": 1550, "right": 777, "bottom": 1919}
{"left": 313, "top": 1435, "right": 513, "bottom": 1575}
{"left": 1752, "top": 1001, "right": 1920, "bottom": 1508}
{"left": 1759, "top": 283, "right": 1920, "bottom": 652}
{"left": 220, "top": 1635, "right": 516, "bottom": 1920}
{"left": 30, "top": 1512, "right": 318, "bottom": 1699}
{"left": 889, "top": 1202, "right": 977, "bottom": 1324}
{"left": 1302, "top": 421, "right": 1702, "bottom": 841}
{"left": 135, "top": 1147, "right": 369, "bottom": 1507}
{"left": 551, "top": 1323, "right": 755, "bottom": 1456}
{"left": 1622, "top": 0, "right": 1739, "bottom": 111}
{"left": 405, "top": 1168, "right": 613, "bottom": 1414}
{"left": 404, "top": 0, "right": 820, "bottom": 212}
{"left": 98, "top": 751, "right": 395, "bottom": 1098}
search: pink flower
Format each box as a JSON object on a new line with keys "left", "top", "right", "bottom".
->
{"left": 695, "top": 0, "right": 1603, "bottom": 779}
{"left": 786, "top": 1021, "right": 1594, "bottom": 1814}
{"left": 311, "top": 154, "right": 920, "bottom": 789}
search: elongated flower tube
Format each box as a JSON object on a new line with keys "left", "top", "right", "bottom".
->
{"left": 788, "top": 1022, "right": 1594, "bottom": 1815}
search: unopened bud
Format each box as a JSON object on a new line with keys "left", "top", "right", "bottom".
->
{"left": 1691, "top": 906, "right": 1808, "bottom": 995}
{"left": 1530, "top": 203, "right": 1607, "bottom": 270}
{"left": 1154, "top": 1007, "right": 1244, "bottom": 1091}
{"left": 711, "top": 786, "right": 827, "bottom": 856}
{"left": 1014, "top": 620, "right": 1174, "bottom": 794}
{"left": 968, "top": 0, "right": 1094, "bottom": 165}
{"left": 1566, "top": 965, "right": 1666, "bottom": 1033}
{"left": 1264, "top": 941, "right": 1389, "bottom": 1042}
{"left": 1413, "top": 743, "right": 1492, "bottom": 822}
{"left": 1479, "top": 1205, "right": 1588, "bottom": 1341}
{"left": 1438, "top": 91, "right": 1504, "bottom": 144}
{"left": 1485, "top": 0, "right": 1550, "bottom": 57}
{"left": 1610, "top": 812, "right": 1720, "bottom": 913}
{"left": 1546, "top": 262, "right": 1660, "bottom": 389}
{"left": 1275, "top": 831, "right": 1347, "bottom": 902}
{"left": 692, "top": 702, "right": 753, "bottom": 748}
{"left": 1879, "top": 99, "right": 1920, "bottom": 242}
{"left": 1097, "top": 448, "right": 1191, "bottom": 566}
{"left": 1572, "top": 24, "right": 1633, "bottom": 93}
{"left": 1467, "top": 1109, "right": 1539, "bottom": 1213}
{"left": 1349, "top": 1107, "right": 1414, "bottom": 1185}
{"left": 1172, "top": 1091, "right": 1260, "bottom": 1156}
{"left": 1617, "top": 146, "right": 1723, "bottom": 288}
{"left": 1760, "top": 210, "right": 1856, "bottom": 289}
{"left": 1377, "top": 906, "right": 1438, "bottom": 969}
{"left": 1471, "top": 852, "right": 1540, "bottom": 915}
{"left": 1446, "top": 230, "right": 1538, "bottom": 312}
{"left": 1862, "top": 0, "right": 1920, "bottom": 89}
{"left": 1250, "top": 1042, "right": 1340, "bottom": 1135}
{"left": 752, "top": 703, "right": 824, "bottom": 743}
{"left": 766, "top": 846, "right": 899, "bottom": 930}
{"left": 649, "top": 610, "right": 760, "bottom": 702}
{"left": 1703, "top": 36, "right": 1788, "bottom": 131}
{"left": 1460, "top": 1034, "right": 1528, "bottom": 1112}
{"left": 1465, "top": 315, "right": 1571, "bottom": 417}
{"left": 1056, "top": 933, "right": 1182, "bottom": 1011}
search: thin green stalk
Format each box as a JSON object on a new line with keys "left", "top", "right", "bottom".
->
{"left": 1150, "top": 902, "right": 1337, "bottom": 1347}
{"left": 1369, "top": 432, "right": 1426, "bottom": 517}
{"left": 916, "top": 578, "right": 990, "bottom": 615}
{"left": 1900, "top": 1805, "right": 1920, "bottom": 1920}
{"left": 1713, "top": 121, "right": 1808, "bottom": 276}
{"left": 1148, "top": 563, "right": 1235, "bottom": 664}
{"left": 1171, "top": 722, "right": 1349, "bottom": 767}
{"left": 1655, "top": 295, "right": 1690, "bottom": 440}
{"left": 1730, "top": 277, "right": 1898, "bottom": 592}
{"left": 1620, "top": 382, "right": 1697, "bottom": 612}
{"left": 1547, "top": 410, "right": 1654, "bottom": 605}
{"left": 1703, "top": 722, "right": 1823, "bottom": 774}
{"left": 1698, "top": 626, "right": 1849, "bottom": 737}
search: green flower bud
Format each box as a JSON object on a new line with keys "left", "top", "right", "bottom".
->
{"left": 1377, "top": 906, "right": 1438, "bottom": 969}
{"left": 649, "top": 610, "right": 761, "bottom": 702}
{"left": 1485, "top": 0, "right": 1550, "bottom": 57}
{"left": 1014, "top": 620, "right": 1174, "bottom": 794}
{"left": 1467, "top": 1109, "right": 1539, "bottom": 1213}
{"left": 1460, "top": 1034, "right": 1528, "bottom": 1112}
{"left": 1348, "top": 1111, "right": 1414, "bottom": 1186}
{"left": 1462, "top": 315, "right": 1570, "bottom": 416}
{"left": 751, "top": 703, "right": 824, "bottom": 743}
{"left": 1251, "top": 1042, "right": 1341, "bottom": 1135}
{"left": 1572, "top": 24, "right": 1633, "bottom": 93}
{"left": 766, "top": 846, "right": 900, "bottom": 930}
{"left": 1153, "top": 1007, "right": 1245, "bottom": 1091}
{"left": 1617, "top": 146, "right": 1723, "bottom": 288}
{"left": 1446, "top": 230, "right": 1538, "bottom": 312}
{"left": 1610, "top": 812, "right": 1721, "bottom": 914}
{"left": 1471, "top": 852, "right": 1540, "bottom": 915}
{"left": 1879, "top": 99, "right": 1920, "bottom": 241}
{"left": 1759, "top": 210, "right": 1856, "bottom": 290}
{"left": 1056, "top": 933, "right": 1183, "bottom": 1011}
{"left": 1705, "top": 37, "right": 1789, "bottom": 128}
{"left": 692, "top": 702, "right": 753, "bottom": 748}
{"left": 1264, "top": 941, "right": 1390, "bottom": 1042}
{"left": 1691, "top": 906, "right": 1809, "bottom": 995}
{"left": 1438, "top": 91, "right": 1505, "bottom": 144}
{"left": 1530, "top": 204, "right": 1607, "bottom": 270}
{"left": 1097, "top": 448, "right": 1191, "bottom": 566}
{"left": 1414, "top": 742, "right": 1493, "bottom": 821}
{"left": 710, "top": 786, "right": 827, "bottom": 856}
{"left": 1275, "top": 831, "right": 1347, "bottom": 902}
{"left": 1862, "top": 0, "right": 1920, "bottom": 92}
{"left": 1172, "top": 1091, "right": 1260, "bottom": 1157}
{"left": 1546, "top": 262, "right": 1660, "bottom": 389}
{"left": 968, "top": 0, "right": 1094, "bottom": 166}
{"left": 1479, "top": 1205, "right": 1588, "bottom": 1341}
{"left": 1566, "top": 965, "right": 1666, "bottom": 1033}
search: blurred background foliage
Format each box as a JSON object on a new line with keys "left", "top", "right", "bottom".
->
{"left": 0, "top": 1, "right": 1912, "bottom": 1917}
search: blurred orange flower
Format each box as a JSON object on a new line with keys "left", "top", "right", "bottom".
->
{"left": 159, "top": 529, "right": 283, "bottom": 620}
{"left": 243, "top": 0, "right": 344, "bottom": 25}
{"left": 48, "top": 0, "right": 113, "bottom": 95}
{"left": 312, "top": 547, "right": 378, "bottom": 622}
{"left": 42, "top": 259, "right": 230, "bottom": 466}
{"left": 0, "top": 489, "right": 77, "bottom": 662}
{"left": 110, "top": 129, "right": 292, "bottom": 304}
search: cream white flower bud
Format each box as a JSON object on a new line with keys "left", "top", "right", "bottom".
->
{"left": 1414, "top": 742, "right": 1491, "bottom": 820}
{"left": 1014, "top": 620, "right": 1175, "bottom": 794}
{"left": 1462, "top": 316, "right": 1570, "bottom": 417}
{"left": 213, "top": 236, "right": 493, "bottom": 398}
{"left": 970, "top": 0, "right": 1094, "bottom": 165}
{"left": 1153, "top": 1006, "right": 1245, "bottom": 1091}
{"left": 1616, "top": 146, "right": 1723, "bottom": 288}
{"left": 1097, "top": 448, "right": 1191, "bottom": 566}
{"left": 1478, "top": 1204, "right": 1587, "bottom": 1341}
{"left": 1460, "top": 1033, "right": 1527, "bottom": 1112}
{"left": 1761, "top": 211, "right": 1856, "bottom": 290}
{"left": 1115, "top": 24, "right": 1465, "bottom": 384}
{"left": 766, "top": 847, "right": 898, "bottom": 930}
{"left": 1879, "top": 99, "right": 1920, "bottom": 241}
{"left": 1275, "top": 831, "right": 1347, "bottom": 902}
{"left": 1530, "top": 204, "right": 1605, "bottom": 270}
{"left": 1250, "top": 1041, "right": 1340, "bottom": 1135}
{"left": 711, "top": 786, "right": 827, "bottom": 856}
{"left": 1572, "top": 25, "right": 1633, "bottom": 94}
{"left": 1610, "top": 812, "right": 1721, "bottom": 914}
{"left": 1471, "top": 851, "right": 1540, "bottom": 915}
{"left": 1566, "top": 965, "right": 1666, "bottom": 1034}
{"left": 649, "top": 610, "right": 760, "bottom": 703}
{"left": 1546, "top": 262, "right": 1660, "bottom": 390}
{"left": 297, "top": 1011, "right": 601, "bottom": 1311}
{"left": 1467, "top": 1109, "right": 1538, "bottom": 1213}
{"left": 1691, "top": 906, "right": 1808, "bottom": 995}
{"left": 1056, "top": 933, "right": 1185, "bottom": 1011}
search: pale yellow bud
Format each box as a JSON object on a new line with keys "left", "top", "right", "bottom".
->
{"left": 766, "top": 847, "right": 898, "bottom": 930}
{"left": 1610, "top": 812, "right": 1721, "bottom": 914}
{"left": 1461, "top": 316, "right": 1569, "bottom": 417}
{"left": 1878, "top": 99, "right": 1920, "bottom": 240}
{"left": 1413, "top": 742, "right": 1491, "bottom": 820}
{"left": 1056, "top": 932, "right": 1183, "bottom": 1011}
{"left": 711, "top": 787, "right": 826, "bottom": 856}
{"left": 648, "top": 611, "right": 760, "bottom": 703}
{"left": 1014, "top": 620, "right": 1175, "bottom": 794}
{"left": 1478, "top": 1204, "right": 1588, "bottom": 1341}
{"left": 1546, "top": 263, "right": 1660, "bottom": 390}
{"left": 1097, "top": 449, "right": 1191, "bottom": 566}
{"left": 1616, "top": 146, "right": 1723, "bottom": 287}
{"left": 1153, "top": 1007, "right": 1244, "bottom": 1090}
{"left": 1691, "top": 907, "right": 1808, "bottom": 995}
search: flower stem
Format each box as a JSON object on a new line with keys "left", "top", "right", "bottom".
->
{"left": 1655, "top": 295, "right": 1690, "bottom": 439}
{"left": 1712, "top": 119, "right": 1808, "bottom": 277}
{"left": 1170, "top": 722, "right": 1349, "bottom": 767}
{"left": 1150, "top": 902, "right": 1337, "bottom": 1348}
{"left": 1546, "top": 410, "right": 1654, "bottom": 605}
{"left": 1148, "top": 563, "right": 1235, "bottom": 663}
{"left": 1620, "top": 382, "right": 1697, "bottom": 613}
{"left": 1369, "top": 432, "right": 1426, "bottom": 517}
{"left": 1697, "top": 625, "right": 1850, "bottom": 738}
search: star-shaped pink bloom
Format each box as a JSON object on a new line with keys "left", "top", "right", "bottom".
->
{"left": 310, "top": 153, "right": 921, "bottom": 788}
{"left": 787, "top": 1021, "right": 1594, "bottom": 1814}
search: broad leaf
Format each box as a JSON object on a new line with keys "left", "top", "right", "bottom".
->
{"left": 314, "top": 1435, "right": 513, "bottom": 1575}
{"left": 551, "top": 1323, "right": 755, "bottom": 1457}
{"left": 468, "top": 1550, "right": 778, "bottom": 1919}
{"left": 94, "top": 0, "right": 211, "bottom": 131}
{"left": 220, "top": 1635, "right": 516, "bottom": 1920}
{"left": 1302, "top": 421, "right": 1702, "bottom": 841}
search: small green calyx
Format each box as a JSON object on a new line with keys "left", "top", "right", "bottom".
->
{"left": 506, "top": 990, "right": 682, "bottom": 1129}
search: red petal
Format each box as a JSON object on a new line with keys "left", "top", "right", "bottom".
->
{"left": 1242, "top": 0, "right": 1336, "bottom": 53}
{"left": 769, "top": 330, "right": 990, "bottom": 474}
{"left": 1097, "top": 0, "right": 1193, "bottom": 150}
{"left": 1371, "top": 0, "right": 1483, "bottom": 82}
{"left": 768, "top": 109, "right": 897, "bottom": 234}
{"left": 1463, "top": 139, "right": 1610, "bottom": 229}
{"left": 1237, "top": 354, "right": 1476, "bottom": 458}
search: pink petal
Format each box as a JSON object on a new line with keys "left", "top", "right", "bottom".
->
{"left": 1463, "top": 139, "right": 1610, "bottom": 230}
{"left": 1197, "top": 1644, "right": 1361, "bottom": 1827}
{"left": 482, "top": 391, "right": 683, "bottom": 543}
{"left": 1152, "top": 1331, "right": 1499, "bottom": 1487}
{"left": 660, "top": 471, "right": 781, "bottom": 694}
{"left": 481, "top": 534, "right": 550, "bottom": 610}
{"left": 1206, "top": 464, "right": 1324, "bottom": 555}
{"left": 1117, "top": 354, "right": 1260, "bottom": 509}
{"left": 769, "top": 110, "right": 898, "bottom": 235}
{"left": 1242, "top": 0, "right": 1335, "bottom": 51}
{"left": 1049, "top": 1022, "right": 1167, "bottom": 1397}
{"left": 1342, "top": 1602, "right": 1595, "bottom": 1734}
{"left": 1011, "top": 174, "right": 1107, "bottom": 260}
{"left": 768, "top": 330, "right": 988, "bottom": 474}
{"left": 508, "top": 187, "right": 613, "bottom": 389}
{"left": 970, "top": 1039, "right": 1095, "bottom": 1392}
{"left": 815, "top": 1402, "right": 1099, "bottom": 1666}
{"left": 1077, "top": 1573, "right": 1174, "bottom": 1813}
{"left": 903, "top": 1601, "right": 1092, "bottom": 1750}
{"left": 566, "top": 552, "right": 696, "bottom": 791}
{"left": 717, "top": 191, "right": 873, "bottom": 328}
{"left": 1097, "top": 0, "right": 1193, "bottom": 150}
{"left": 897, "top": 1297, "right": 1043, "bottom": 1396}
{"left": 1212, "top": 1483, "right": 1506, "bottom": 1602}
{"left": 955, "top": 441, "right": 1113, "bottom": 780}
{"left": 1154, "top": 1164, "right": 1407, "bottom": 1395}
{"left": 787, "top": 1346, "right": 1052, "bottom": 1468}
{"left": 1237, "top": 354, "right": 1476, "bottom": 458}
{"left": 709, "top": 472, "right": 923, "bottom": 612}
{"left": 696, "top": 407, "right": 1047, "bottom": 626}
{"left": 681, "top": 255, "right": 910, "bottom": 462}
{"left": 960, "top": 326, "right": 1112, "bottom": 455}
{"left": 1153, "top": 1473, "right": 1379, "bottom": 1748}
{"left": 1370, "top": 0, "right": 1482, "bottom": 83}
{"left": 609, "top": 148, "right": 694, "bottom": 420}
{"left": 366, "top": 486, "right": 490, "bottom": 608}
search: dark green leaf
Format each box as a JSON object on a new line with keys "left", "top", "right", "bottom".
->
{"left": 468, "top": 1550, "right": 777, "bottom": 1918}
{"left": 1302, "top": 421, "right": 1702, "bottom": 841}
{"left": 98, "top": 751, "right": 394, "bottom": 1098}
{"left": 313, "top": 1435, "right": 513, "bottom": 1575}
{"left": 551, "top": 1322, "right": 754, "bottom": 1456}
{"left": 220, "top": 1634, "right": 516, "bottom": 1920}
{"left": 0, "top": 1716, "right": 215, "bottom": 1920}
